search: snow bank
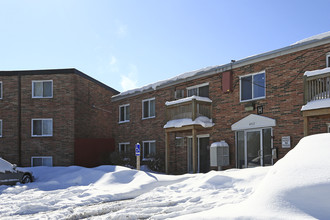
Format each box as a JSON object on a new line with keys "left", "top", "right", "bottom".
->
{"left": 164, "top": 116, "right": 214, "bottom": 129}
{"left": 186, "top": 133, "right": 330, "bottom": 219}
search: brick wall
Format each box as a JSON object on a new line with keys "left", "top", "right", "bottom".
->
{"left": 20, "top": 74, "right": 75, "bottom": 166}
{"left": 0, "top": 75, "right": 19, "bottom": 163}
{"left": 112, "top": 42, "right": 330, "bottom": 174}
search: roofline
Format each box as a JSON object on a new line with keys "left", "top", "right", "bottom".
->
{"left": 0, "top": 68, "right": 119, "bottom": 94}
{"left": 112, "top": 35, "right": 330, "bottom": 102}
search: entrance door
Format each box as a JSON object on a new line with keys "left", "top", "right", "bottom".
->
{"left": 187, "top": 136, "right": 210, "bottom": 173}
{"left": 236, "top": 128, "right": 272, "bottom": 168}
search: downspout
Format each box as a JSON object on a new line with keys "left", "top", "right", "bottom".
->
{"left": 18, "top": 74, "right": 22, "bottom": 166}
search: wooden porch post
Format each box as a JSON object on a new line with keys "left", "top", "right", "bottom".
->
{"left": 165, "top": 131, "right": 169, "bottom": 174}
{"left": 192, "top": 127, "right": 197, "bottom": 173}
{"left": 303, "top": 116, "right": 309, "bottom": 136}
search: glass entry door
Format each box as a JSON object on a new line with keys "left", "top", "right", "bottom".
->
{"left": 236, "top": 128, "right": 272, "bottom": 168}
{"left": 187, "top": 136, "right": 210, "bottom": 173}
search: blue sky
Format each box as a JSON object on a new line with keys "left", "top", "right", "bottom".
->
{"left": 1, "top": 0, "right": 330, "bottom": 92}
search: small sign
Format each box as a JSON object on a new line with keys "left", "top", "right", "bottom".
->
{"left": 257, "top": 106, "right": 263, "bottom": 115}
{"left": 282, "top": 136, "right": 291, "bottom": 148}
{"left": 135, "top": 143, "right": 141, "bottom": 156}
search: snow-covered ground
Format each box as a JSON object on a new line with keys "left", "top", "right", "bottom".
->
{"left": 1, "top": 133, "right": 330, "bottom": 219}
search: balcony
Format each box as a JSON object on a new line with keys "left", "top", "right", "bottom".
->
{"left": 302, "top": 67, "right": 330, "bottom": 135}
{"left": 164, "top": 96, "right": 213, "bottom": 130}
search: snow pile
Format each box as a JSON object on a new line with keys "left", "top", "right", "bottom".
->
{"left": 113, "top": 65, "right": 219, "bottom": 97}
{"left": 165, "top": 95, "right": 212, "bottom": 106}
{"left": 304, "top": 66, "right": 330, "bottom": 77}
{"left": 187, "top": 133, "right": 330, "bottom": 219}
{"left": 292, "top": 31, "right": 330, "bottom": 45}
{"left": 1, "top": 134, "right": 330, "bottom": 219}
{"left": 164, "top": 116, "right": 214, "bottom": 128}
{"left": 301, "top": 98, "right": 330, "bottom": 111}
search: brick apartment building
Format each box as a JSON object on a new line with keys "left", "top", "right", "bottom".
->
{"left": 0, "top": 69, "right": 119, "bottom": 167}
{"left": 112, "top": 32, "right": 330, "bottom": 174}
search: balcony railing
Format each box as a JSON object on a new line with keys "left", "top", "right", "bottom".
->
{"left": 304, "top": 69, "right": 330, "bottom": 104}
{"left": 165, "top": 96, "right": 212, "bottom": 121}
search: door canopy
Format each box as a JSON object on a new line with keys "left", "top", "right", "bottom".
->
{"left": 231, "top": 114, "right": 276, "bottom": 131}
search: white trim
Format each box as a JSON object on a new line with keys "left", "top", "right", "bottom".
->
{"left": 31, "top": 118, "right": 53, "bottom": 137}
{"left": 119, "top": 142, "right": 130, "bottom": 153}
{"left": 142, "top": 140, "right": 156, "bottom": 159}
{"left": 119, "top": 104, "right": 130, "bottom": 123}
{"left": 240, "top": 71, "right": 266, "bottom": 102}
{"left": 186, "top": 82, "right": 209, "bottom": 90}
{"left": 31, "top": 156, "right": 53, "bottom": 167}
{"left": 231, "top": 114, "right": 276, "bottom": 131}
{"left": 0, "top": 81, "right": 2, "bottom": 99}
{"left": 32, "top": 80, "right": 53, "bottom": 98}
{"left": 0, "top": 119, "right": 2, "bottom": 137}
{"left": 142, "top": 97, "right": 156, "bottom": 119}
{"left": 327, "top": 123, "right": 330, "bottom": 133}
{"left": 326, "top": 53, "right": 330, "bottom": 67}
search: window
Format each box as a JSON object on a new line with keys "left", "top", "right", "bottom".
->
{"left": 240, "top": 71, "right": 266, "bottom": 102}
{"left": 142, "top": 98, "right": 155, "bottom": 119}
{"left": 175, "top": 89, "right": 184, "bottom": 99}
{"left": 0, "top": 81, "right": 2, "bottom": 99}
{"left": 143, "top": 140, "right": 156, "bottom": 159}
{"left": 0, "top": 119, "right": 2, "bottom": 137}
{"left": 31, "top": 156, "right": 53, "bottom": 167}
{"left": 119, "top": 104, "right": 130, "bottom": 123}
{"left": 327, "top": 53, "right": 330, "bottom": 67}
{"left": 327, "top": 123, "right": 330, "bottom": 133}
{"left": 119, "top": 142, "right": 130, "bottom": 153}
{"left": 187, "top": 83, "right": 209, "bottom": 97}
{"left": 32, "top": 80, "right": 53, "bottom": 98}
{"left": 32, "top": 119, "right": 53, "bottom": 137}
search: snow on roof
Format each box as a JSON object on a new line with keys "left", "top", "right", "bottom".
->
{"left": 292, "top": 31, "right": 330, "bottom": 45}
{"left": 112, "top": 65, "right": 220, "bottom": 99}
{"left": 163, "top": 116, "right": 214, "bottom": 129}
{"left": 165, "top": 95, "right": 212, "bottom": 106}
{"left": 301, "top": 98, "right": 330, "bottom": 111}
{"left": 304, "top": 67, "right": 330, "bottom": 77}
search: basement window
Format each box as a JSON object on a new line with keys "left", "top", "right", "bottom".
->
{"left": 32, "top": 80, "right": 53, "bottom": 98}
{"left": 143, "top": 140, "right": 156, "bottom": 159}
{"left": 31, "top": 156, "right": 53, "bottom": 167}
{"left": 240, "top": 71, "right": 266, "bottom": 102}
{"left": 119, "top": 142, "right": 130, "bottom": 153}
{"left": 32, "top": 119, "right": 53, "bottom": 137}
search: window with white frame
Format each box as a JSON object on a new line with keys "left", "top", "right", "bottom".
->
{"left": 142, "top": 98, "right": 155, "bottom": 119}
{"left": 240, "top": 71, "right": 266, "bottom": 102}
{"left": 32, "top": 80, "right": 53, "bottom": 98}
{"left": 187, "top": 83, "right": 209, "bottom": 97}
{"left": 327, "top": 53, "right": 330, "bottom": 67}
{"left": 327, "top": 123, "right": 330, "bottom": 133}
{"left": 32, "top": 119, "right": 53, "bottom": 137}
{"left": 0, "top": 119, "right": 2, "bottom": 137}
{"left": 31, "top": 156, "right": 53, "bottom": 166}
{"left": 119, "top": 142, "right": 130, "bottom": 153}
{"left": 143, "top": 140, "right": 156, "bottom": 159}
{"left": 119, "top": 104, "right": 130, "bottom": 123}
{"left": 0, "top": 81, "right": 2, "bottom": 99}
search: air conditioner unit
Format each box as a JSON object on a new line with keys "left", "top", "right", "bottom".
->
{"left": 210, "top": 141, "right": 230, "bottom": 168}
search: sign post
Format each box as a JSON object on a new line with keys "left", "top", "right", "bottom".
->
{"left": 135, "top": 143, "right": 141, "bottom": 170}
